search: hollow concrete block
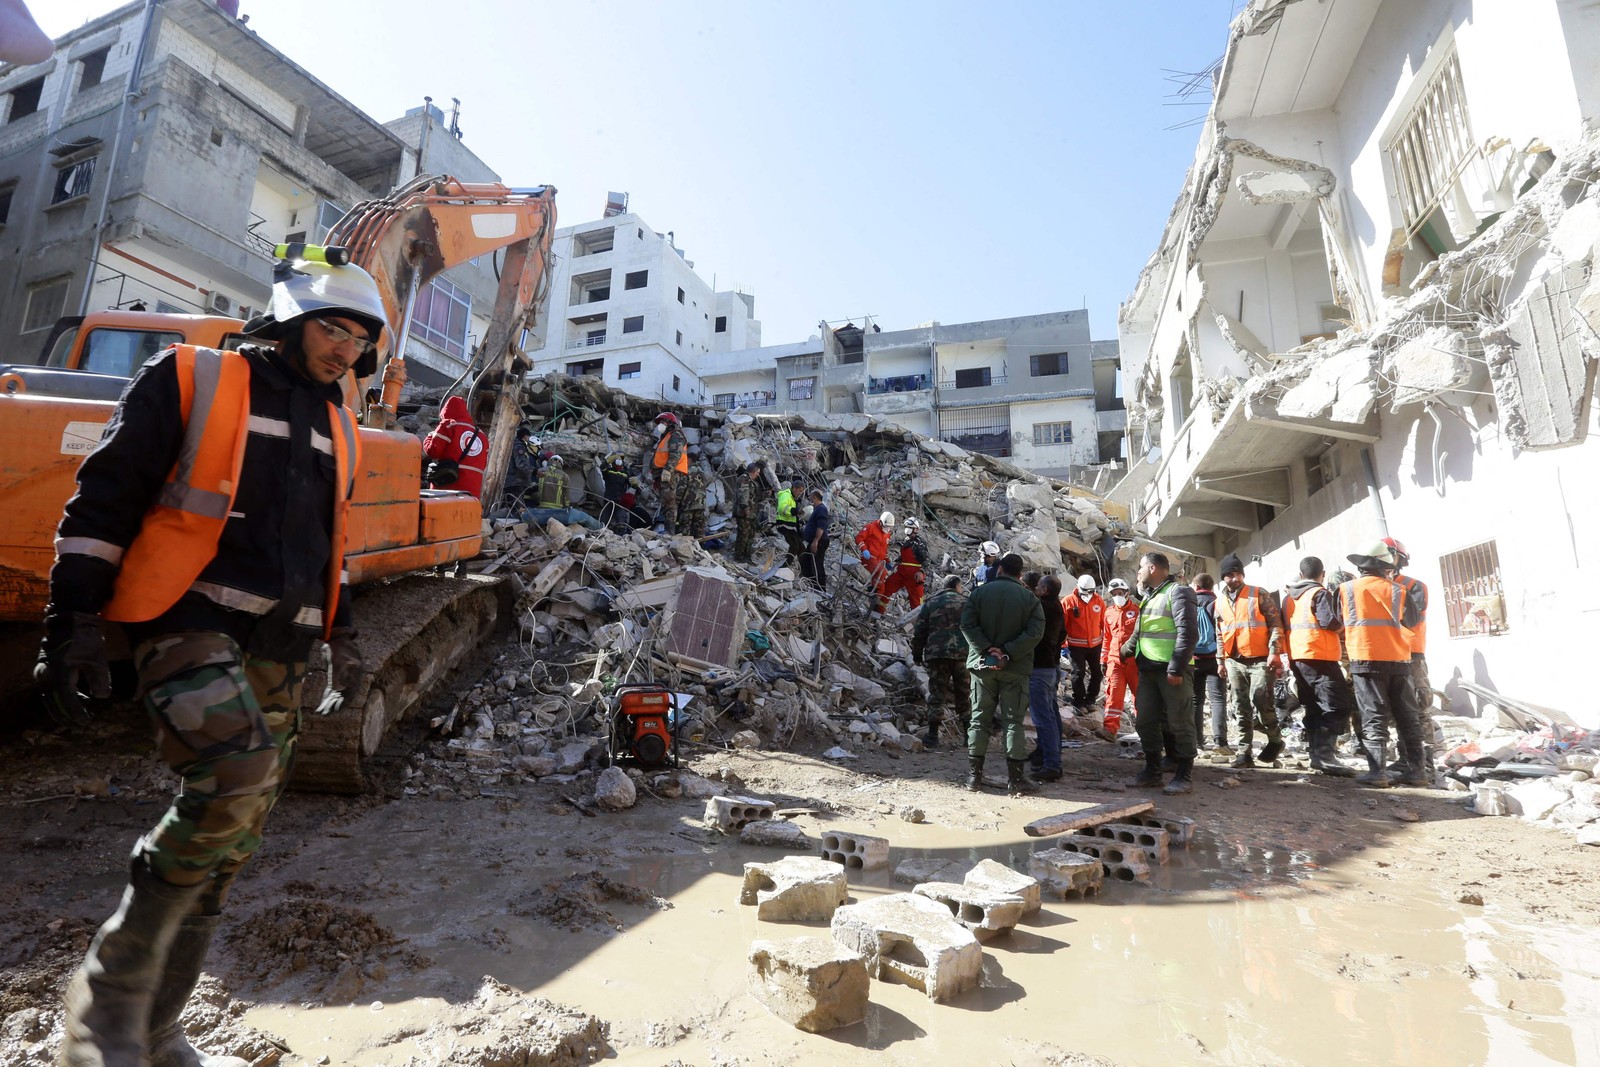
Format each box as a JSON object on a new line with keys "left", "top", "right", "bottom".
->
{"left": 961, "top": 858, "right": 1042, "bottom": 915}
{"left": 830, "top": 892, "right": 981, "bottom": 1002}
{"left": 912, "top": 881, "right": 1026, "bottom": 938}
{"left": 1077, "top": 822, "right": 1170, "bottom": 865}
{"left": 705, "top": 794, "right": 777, "bottom": 833}
{"left": 739, "top": 856, "right": 849, "bottom": 922}
{"left": 1119, "top": 809, "right": 1196, "bottom": 847}
{"left": 748, "top": 936, "right": 870, "bottom": 1032}
{"left": 1027, "top": 848, "right": 1105, "bottom": 899}
{"left": 819, "top": 831, "right": 890, "bottom": 871}
{"left": 1051, "top": 836, "right": 1152, "bottom": 884}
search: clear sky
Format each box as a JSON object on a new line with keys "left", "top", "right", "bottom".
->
{"left": 35, "top": 1, "right": 1240, "bottom": 346}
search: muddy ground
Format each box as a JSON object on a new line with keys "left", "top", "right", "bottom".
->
{"left": 4, "top": 685, "right": 1599, "bottom": 1067}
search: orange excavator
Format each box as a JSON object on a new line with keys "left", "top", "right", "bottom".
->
{"left": 0, "top": 175, "right": 557, "bottom": 791}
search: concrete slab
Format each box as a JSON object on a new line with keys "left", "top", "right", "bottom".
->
{"left": 1023, "top": 799, "right": 1156, "bottom": 838}
{"left": 894, "top": 857, "right": 968, "bottom": 887}
{"left": 961, "top": 858, "right": 1042, "bottom": 915}
{"left": 912, "top": 881, "right": 1026, "bottom": 938}
{"left": 748, "top": 937, "right": 870, "bottom": 1033}
{"left": 820, "top": 831, "right": 890, "bottom": 871}
{"left": 1027, "top": 848, "right": 1105, "bottom": 900}
{"left": 740, "top": 856, "right": 849, "bottom": 922}
{"left": 830, "top": 892, "right": 982, "bottom": 1002}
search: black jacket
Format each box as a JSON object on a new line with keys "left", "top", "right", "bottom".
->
{"left": 49, "top": 344, "right": 351, "bottom": 662}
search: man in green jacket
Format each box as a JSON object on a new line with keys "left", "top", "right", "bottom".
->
{"left": 960, "top": 552, "right": 1046, "bottom": 795}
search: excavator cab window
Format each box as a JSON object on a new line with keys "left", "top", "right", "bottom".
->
{"left": 75, "top": 327, "right": 184, "bottom": 377}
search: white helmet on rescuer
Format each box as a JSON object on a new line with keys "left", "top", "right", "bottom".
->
{"left": 244, "top": 256, "right": 389, "bottom": 377}
{"left": 980, "top": 540, "right": 1000, "bottom": 557}
{"left": 902, "top": 516, "right": 920, "bottom": 531}
{"left": 879, "top": 511, "right": 895, "bottom": 527}
{"left": 1076, "top": 574, "right": 1097, "bottom": 593}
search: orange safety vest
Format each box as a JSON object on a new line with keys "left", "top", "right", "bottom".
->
{"left": 1217, "top": 584, "right": 1272, "bottom": 658}
{"left": 100, "top": 345, "right": 361, "bottom": 639}
{"left": 1285, "top": 587, "right": 1341, "bottom": 662}
{"left": 1338, "top": 575, "right": 1412, "bottom": 663}
{"left": 653, "top": 430, "right": 689, "bottom": 474}
{"left": 1394, "top": 574, "right": 1427, "bottom": 655}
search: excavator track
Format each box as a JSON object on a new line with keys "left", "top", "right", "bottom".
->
{"left": 294, "top": 572, "right": 502, "bottom": 794}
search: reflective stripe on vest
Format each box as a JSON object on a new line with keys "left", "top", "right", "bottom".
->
{"left": 100, "top": 345, "right": 360, "bottom": 639}
{"left": 1395, "top": 574, "right": 1427, "bottom": 655}
{"left": 653, "top": 432, "right": 689, "bottom": 474}
{"left": 1136, "top": 578, "right": 1189, "bottom": 665}
{"left": 1339, "top": 576, "right": 1412, "bottom": 662}
{"left": 1286, "top": 587, "right": 1340, "bottom": 662}
{"left": 1218, "top": 584, "right": 1270, "bottom": 658}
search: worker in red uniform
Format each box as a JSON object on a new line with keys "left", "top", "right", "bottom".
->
{"left": 422, "top": 396, "right": 487, "bottom": 498}
{"left": 879, "top": 516, "right": 928, "bottom": 610}
{"left": 853, "top": 511, "right": 894, "bottom": 613}
{"left": 1099, "top": 578, "right": 1140, "bottom": 733}
{"left": 1063, "top": 574, "right": 1105, "bottom": 715}
{"left": 1340, "top": 540, "right": 1426, "bottom": 787}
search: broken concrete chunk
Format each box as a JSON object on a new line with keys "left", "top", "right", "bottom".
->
{"left": 553, "top": 742, "right": 593, "bottom": 775}
{"left": 748, "top": 937, "right": 870, "bottom": 1033}
{"left": 706, "top": 795, "right": 777, "bottom": 834}
{"left": 962, "top": 858, "right": 1042, "bottom": 915}
{"left": 1027, "top": 848, "right": 1105, "bottom": 900}
{"left": 677, "top": 771, "right": 724, "bottom": 800}
{"left": 740, "top": 857, "right": 849, "bottom": 921}
{"left": 894, "top": 857, "right": 968, "bottom": 887}
{"left": 593, "top": 766, "right": 636, "bottom": 812}
{"left": 829, "top": 892, "right": 982, "bottom": 1002}
{"left": 912, "top": 881, "right": 1026, "bottom": 938}
{"left": 1023, "top": 799, "right": 1156, "bottom": 838}
{"left": 740, "top": 820, "right": 812, "bottom": 849}
{"left": 820, "top": 831, "right": 889, "bottom": 871}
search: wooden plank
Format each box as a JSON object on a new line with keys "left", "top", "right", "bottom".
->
{"left": 1023, "top": 800, "right": 1156, "bottom": 839}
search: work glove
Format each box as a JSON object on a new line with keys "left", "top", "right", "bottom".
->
{"left": 316, "top": 627, "right": 365, "bottom": 715}
{"left": 861, "top": 549, "right": 871, "bottom": 561}
{"left": 35, "top": 612, "right": 112, "bottom": 728}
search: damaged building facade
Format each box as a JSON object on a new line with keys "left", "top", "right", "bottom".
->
{"left": 701, "top": 311, "right": 1126, "bottom": 482}
{"left": 1114, "top": 0, "right": 1600, "bottom": 724}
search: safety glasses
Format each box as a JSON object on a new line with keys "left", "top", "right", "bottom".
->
{"left": 312, "top": 317, "right": 377, "bottom": 355}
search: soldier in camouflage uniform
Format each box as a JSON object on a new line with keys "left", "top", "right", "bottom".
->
{"left": 35, "top": 254, "right": 375, "bottom": 1065}
{"left": 677, "top": 458, "right": 708, "bottom": 539}
{"left": 912, "top": 574, "right": 970, "bottom": 748}
{"left": 732, "top": 460, "right": 764, "bottom": 563}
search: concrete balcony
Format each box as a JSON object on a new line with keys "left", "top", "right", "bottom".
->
{"left": 1097, "top": 407, "right": 1127, "bottom": 433}
{"left": 564, "top": 333, "right": 607, "bottom": 351}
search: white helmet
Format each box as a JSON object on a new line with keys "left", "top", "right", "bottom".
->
{"left": 880, "top": 511, "right": 895, "bottom": 527}
{"left": 547, "top": 454, "right": 564, "bottom": 468}
{"left": 1076, "top": 574, "right": 1097, "bottom": 593}
{"left": 902, "top": 516, "right": 920, "bottom": 531}
{"left": 1107, "top": 578, "right": 1130, "bottom": 593}
{"left": 980, "top": 540, "right": 1000, "bottom": 557}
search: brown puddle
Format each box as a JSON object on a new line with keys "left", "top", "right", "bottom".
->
{"left": 242, "top": 805, "right": 1600, "bottom": 1066}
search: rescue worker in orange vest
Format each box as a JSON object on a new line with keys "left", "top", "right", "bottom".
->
{"left": 649, "top": 412, "right": 689, "bottom": 535}
{"left": 1384, "top": 536, "right": 1436, "bottom": 762}
{"left": 879, "top": 516, "right": 929, "bottom": 610}
{"left": 1340, "top": 540, "right": 1427, "bottom": 787}
{"left": 854, "top": 511, "right": 894, "bottom": 613}
{"left": 36, "top": 253, "right": 379, "bottom": 1066}
{"left": 1283, "top": 556, "right": 1357, "bottom": 778}
{"left": 1216, "top": 552, "right": 1290, "bottom": 768}
{"left": 1063, "top": 574, "right": 1106, "bottom": 715}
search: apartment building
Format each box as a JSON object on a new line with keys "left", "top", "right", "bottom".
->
{"left": 1113, "top": 0, "right": 1600, "bottom": 722}
{"left": 702, "top": 310, "right": 1125, "bottom": 480}
{"left": 0, "top": 0, "right": 507, "bottom": 386}
{"left": 526, "top": 210, "right": 760, "bottom": 405}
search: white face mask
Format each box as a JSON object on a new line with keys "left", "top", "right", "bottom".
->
{"left": 654, "top": 423, "right": 666, "bottom": 437}
{"left": 1079, "top": 589, "right": 1093, "bottom": 599}
{"left": 1112, "top": 595, "right": 1128, "bottom": 607}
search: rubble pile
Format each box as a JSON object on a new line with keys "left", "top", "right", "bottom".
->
{"left": 396, "top": 372, "right": 1135, "bottom": 801}
{"left": 1436, "top": 712, "right": 1600, "bottom": 843}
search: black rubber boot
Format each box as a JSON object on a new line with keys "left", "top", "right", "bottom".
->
{"left": 1035, "top": 766, "right": 1063, "bottom": 782}
{"left": 1162, "top": 757, "right": 1194, "bottom": 795}
{"left": 965, "top": 756, "right": 986, "bottom": 792}
{"left": 61, "top": 859, "right": 207, "bottom": 1067}
{"left": 1257, "top": 734, "right": 1285, "bottom": 763}
{"left": 146, "top": 914, "right": 249, "bottom": 1067}
{"left": 1006, "top": 759, "right": 1040, "bottom": 795}
{"left": 922, "top": 713, "right": 941, "bottom": 749}
{"left": 1313, "top": 730, "right": 1357, "bottom": 778}
{"left": 1355, "top": 737, "right": 1392, "bottom": 788}
{"left": 1394, "top": 734, "right": 1430, "bottom": 787}
{"left": 1127, "top": 756, "right": 1164, "bottom": 788}
{"left": 1306, "top": 725, "right": 1325, "bottom": 769}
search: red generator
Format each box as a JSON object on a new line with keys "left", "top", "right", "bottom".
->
{"left": 608, "top": 684, "right": 679, "bottom": 769}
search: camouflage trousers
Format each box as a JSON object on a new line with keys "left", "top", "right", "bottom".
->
{"left": 133, "top": 632, "right": 304, "bottom": 901}
{"left": 924, "top": 657, "right": 969, "bottom": 723}
{"left": 678, "top": 501, "right": 707, "bottom": 539}
{"left": 734, "top": 516, "right": 759, "bottom": 561}
{"left": 657, "top": 473, "right": 679, "bottom": 532}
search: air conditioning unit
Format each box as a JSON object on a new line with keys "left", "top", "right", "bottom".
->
{"left": 206, "top": 291, "right": 234, "bottom": 316}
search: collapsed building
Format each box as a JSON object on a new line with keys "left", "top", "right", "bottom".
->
{"left": 1113, "top": 0, "right": 1600, "bottom": 726}
{"left": 391, "top": 370, "right": 1137, "bottom": 796}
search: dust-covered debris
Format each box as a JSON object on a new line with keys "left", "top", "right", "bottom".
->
{"left": 228, "top": 899, "right": 426, "bottom": 998}
{"left": 388, "top": 976, "right": 609, "bottom": 1067}
{"left": 509, "top": 870, "right": 672, "bottom": 932}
